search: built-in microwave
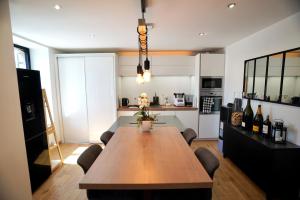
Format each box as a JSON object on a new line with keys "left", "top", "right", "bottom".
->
{"left": 200, "top": 77, "right": 223, "bottom": 91}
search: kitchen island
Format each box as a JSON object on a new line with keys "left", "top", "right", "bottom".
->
{"left": 117, "top": 108, "right": 199, "bottom": 135}
{"left": 117, "top": 105, "right": 198, "bottom": 111}
{"left": 108, "top": 116, "right": 186, "bottom": 132}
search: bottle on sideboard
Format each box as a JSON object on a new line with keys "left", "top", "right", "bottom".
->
{"left": 244, "top": 98, "right": 253, "bottom": 131}
{"left": 253, "top": 105, "right": 264, "bottom": 134}
{"left": 263, "top": 115, "right": 271, "bottom": 138}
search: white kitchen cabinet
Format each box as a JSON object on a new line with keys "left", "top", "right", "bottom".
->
{"left": 118, "top": 56, "right": 140, "bottom": 76}
{"left": 57, "top": 57, "right": 89, "bottom": 143}
{"left": 57, "top": 54, "right": 117, "bottom": 143}
{"left": 85, "top": 55, "right": 116, "bottom": 143}
{"left": 117, "top": 111, "right": 136, "bottom": 117}
{"left": 175, "top": 111, "right": 198, "bottom": 133}
{"left": 118, "top": 55, "right": 195, "bottom": 76}
{"left": 198, "top": 114, "right": 220, "bottom": 139}
{"left": 200, "top": 54, "right": 225, "bottom": 76}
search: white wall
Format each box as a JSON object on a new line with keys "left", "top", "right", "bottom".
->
{"left": 0, "top": 0, "right": 32, "bottom": 199}
{"left": 224, "top": 11, "right": 300, "bottom": 145}
{"left": 119, "top": 76, "right": 194, "bottom": 105}
{"left": 13, "top": 36, "right": 63, "bottom": 142}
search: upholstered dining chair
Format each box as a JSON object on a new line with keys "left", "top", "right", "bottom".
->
{"left": 152, "top": 147, "right": 219, "bottom": 200}
{"left": 194, "top": 147, "right": 220, "bottom": 178}
{"left": 100, "top": 131, "right": 114, "bottom": 146}
{"left": 182, "top": 128, "right": 197, "bottom": 146}
{"left": 77, "top": 144, "right": 142, "bottom": 200}
{"left": 77, "top": 144, "right": 103, "bottom": 174}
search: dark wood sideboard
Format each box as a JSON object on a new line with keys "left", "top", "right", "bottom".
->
{"left": 223, "top": 124, "right": 300, "bottom": 200}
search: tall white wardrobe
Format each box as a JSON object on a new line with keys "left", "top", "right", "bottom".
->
{"left": 56, "top": 53, "right": 117, "bottom": 143}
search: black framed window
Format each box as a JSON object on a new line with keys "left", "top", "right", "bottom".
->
{"left": 14, "top": 44, "right": 31, "bottom": 69}
{"left": 243, "top": 47, "right": 300, "bottom": 107}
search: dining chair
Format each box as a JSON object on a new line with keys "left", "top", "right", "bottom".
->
{"left": 152, "top": 147, "right": 219, "bottom": 200}
{"left": 194, "top": 147, "right": 220, "bottom": 179}
{"left": 77, "top": 144, "right": 103, "bottom": 174}
{"left": 182, "top": 128, "right": 197, "bottom": 146}
{"left": 77, "top": 144, "right": 142, "bottom": 200}
{"left": 100, "top": 131, "right": 114, "bottom": 145}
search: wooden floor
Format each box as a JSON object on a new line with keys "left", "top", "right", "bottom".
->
{"left": 33, "top": 141, "right": 265, "bottom": 200}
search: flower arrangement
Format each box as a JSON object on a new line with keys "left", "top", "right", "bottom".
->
{"left": 134, "top": 93, "right": 157, "bottom": 128}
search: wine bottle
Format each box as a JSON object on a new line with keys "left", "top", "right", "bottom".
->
{"left": 244, "top": 98, "right": 253, "bottom": 131}
{"left": 253, "top": 105, "right": 264, "bottom": 134}
{"left": 263, "top": 115, "right": 271, "bottom": 138}
{"left": 241, "top": 107, "right": 246, "bottom": 129}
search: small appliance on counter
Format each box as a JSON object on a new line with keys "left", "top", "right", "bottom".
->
{"left": 121, "top": 98, "right": 129, "bottom": 107}
{"left": 184, "top": 95, "right": 194, "bottom": 107}
{"left": 174, "top": 93, "right": 185, "bottom": 107}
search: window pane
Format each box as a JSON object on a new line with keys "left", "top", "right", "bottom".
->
{"left": 282, "top": 49, "right": 300, "bottom": 105}
{"left": 266, "top": 53, "right": 283, "bottom": 102}
{"left": 254, "top": 57, "right": 267, "bottom": 100}
{"left": 14, "top": 47, "right": 27, "bottom": 69}
{"left": 244, "top": 60, "right": 255, "bottom": 98}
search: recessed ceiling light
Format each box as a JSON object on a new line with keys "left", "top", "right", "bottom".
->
{"left": 54, "top": 4, "right": 61, "bottom": 10}
{"left": 198, "top": 32, "right": 207, "bottom": 36}
{"left": 89, "top": 33, "right": 96, "bottom": 39}
{"left": 227, "top": 3, "right": 236, "bottom": 9}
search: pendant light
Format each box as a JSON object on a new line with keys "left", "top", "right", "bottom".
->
{"left": 143, "top": 44, "right": 151, "bottom": 82}
{"left": 136, "top": 0, "right": 151, "bottom": 83}
{"left": 136, "top": 46, "right": 144, "bottom": 84}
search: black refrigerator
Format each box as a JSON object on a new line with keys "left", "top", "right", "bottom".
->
{"left": 17, "top": 69, "right": 51, "bottom": 192}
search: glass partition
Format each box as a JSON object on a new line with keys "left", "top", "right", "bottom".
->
{"left": 282, "top": 49, "right": 300, "bottom": 105}
{"left": 266, "top": 53, "right": 283, "bottom": 102}
{"left": 244, "top": 60, "right": 255, "bottom": 98}
{"left": 253, "top": 57, "right": 267, "bottom": 100}
{"left": 243, "top": 47, "right": 300, "bottom": 107}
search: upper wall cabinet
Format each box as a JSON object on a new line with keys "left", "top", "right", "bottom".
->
{"left": 200, "top": 54, "right": 225, "bottom": 76}
{"left": 118, "top": 55, "right": 195, "bottom": 76}
{"left": 243, "top": 47, "right": 300, "bottom": 107}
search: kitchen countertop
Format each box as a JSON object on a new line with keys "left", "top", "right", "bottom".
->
{"left": 117, "top": 105, "right": 198, "bottom": 111}
{"left": 108, "top": 116, "right": 186, "bottom": 132}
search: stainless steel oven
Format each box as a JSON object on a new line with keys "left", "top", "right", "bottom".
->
{"left": 200, "top": 77, "right": 224, "bottom": 91}
{"left": 199, "top": 91, "right": 223, "bottom": 114}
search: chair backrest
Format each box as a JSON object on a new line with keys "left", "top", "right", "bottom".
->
{"left": 100, "top": 131, "right": 114, "bottom": 145}
{"left": 182, "top": 128, "right": 197, "bottom": 146}
{"left": 194, "top": 147, "right": 220, "bottom": 179}
{"left": 77, "top": 144, "right": 103, "bottom": 174}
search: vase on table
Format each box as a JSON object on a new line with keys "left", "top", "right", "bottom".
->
{"left": 141, "top": 120, "right": 152, "bottom": 132}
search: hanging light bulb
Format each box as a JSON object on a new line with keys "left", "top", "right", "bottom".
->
{"left": 136, "top": 57, "right": 144, "bottom": 84}
{"left": 143, "top": 58, "right": 151, "bottom": 82}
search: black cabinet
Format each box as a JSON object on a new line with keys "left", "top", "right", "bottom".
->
{"left": 223, "top": 124, "right": 300, "bottom": 200}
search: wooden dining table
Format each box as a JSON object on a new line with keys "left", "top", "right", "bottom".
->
{"left": 79, "top": 125, "right": 213, "bottom": 191}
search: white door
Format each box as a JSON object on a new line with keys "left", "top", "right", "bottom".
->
{"left": 198, "top": 114, "right": 220, "bottom": 139}
{"left": 85, "top": 56, "right": 116, "bottom": 143}
{"left": 58, "top": 57, "right": 89, "bottom": 143}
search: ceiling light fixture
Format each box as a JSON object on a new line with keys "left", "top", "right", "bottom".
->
{"left": 227, "top": 3, "right": 236, "bottom": 9}
{"left": 54, "top": 4, "right": 61, "bottom": 10}
{"left": 136, "top": 0, "right": 151, "bottom": 84}
{"left": 199, "top": 32, "right": 207, "bottom": 36}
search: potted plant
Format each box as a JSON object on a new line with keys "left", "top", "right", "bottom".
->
{"left": 134, "top": 93, "right": 157, "bottom": 132}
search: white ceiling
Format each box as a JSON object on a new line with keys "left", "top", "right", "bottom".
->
{"left": 9, "top": 0, "right": 300, "bottom": 51}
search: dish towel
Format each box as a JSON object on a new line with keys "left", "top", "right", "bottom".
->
{"left": 202, "top": 97, "right": 214, "bottom": 114}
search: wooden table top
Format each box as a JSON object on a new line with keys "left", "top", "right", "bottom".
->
{"left": 108, "top": 116, "right": 186, "bottom": 132}
{"left": 79, "top": 127, "right": 213, "bottom": 190}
